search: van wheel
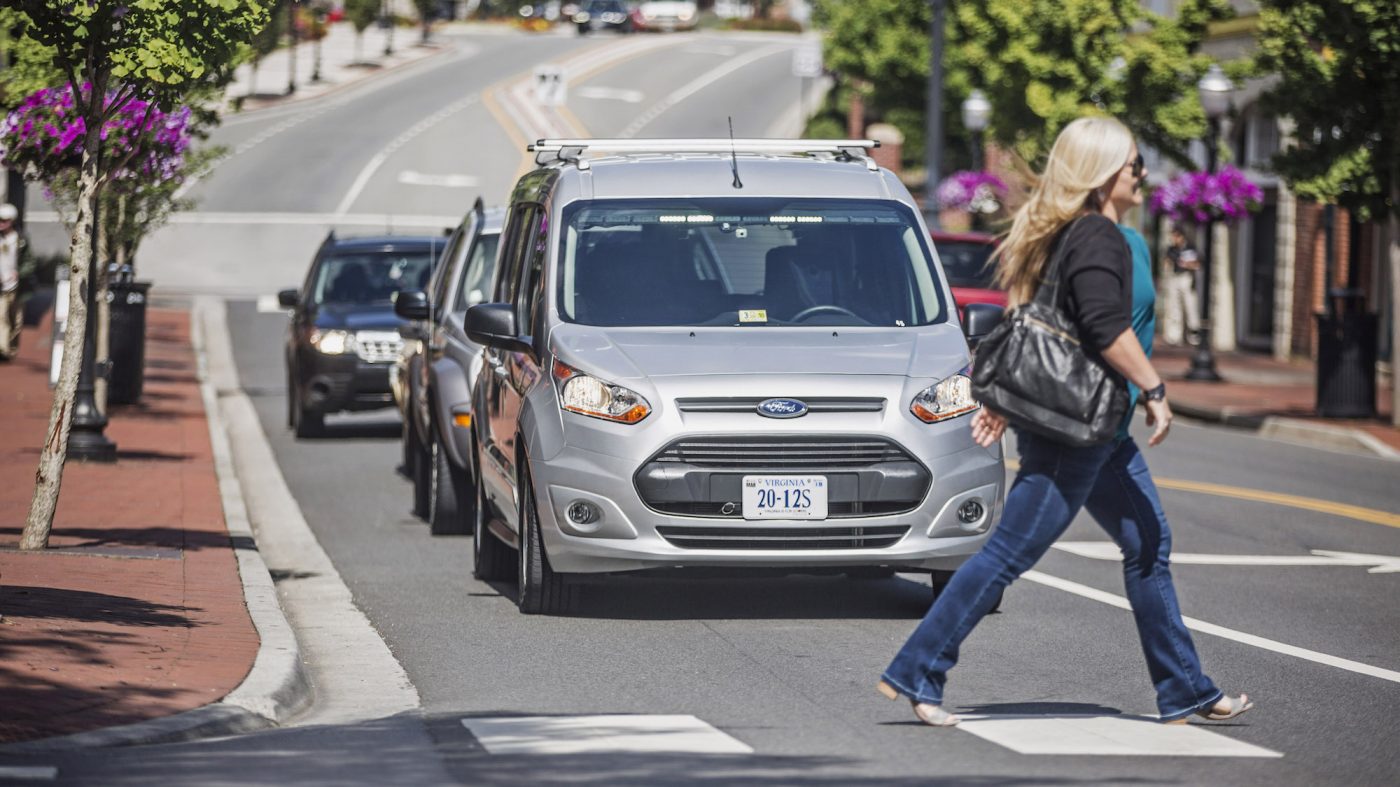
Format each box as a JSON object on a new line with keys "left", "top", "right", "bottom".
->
{"left": 516, "top": 461, "right": 575, "bottom": 615}
{"left": 408, "top": 423, "right": 429, "bottom": 519}
{"left": 429, "top": 432, "right": 472, "bottom": 535}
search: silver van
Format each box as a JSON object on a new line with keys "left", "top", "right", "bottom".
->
{"left": 467, "top": 139, "right": 1005, "bottom": 614}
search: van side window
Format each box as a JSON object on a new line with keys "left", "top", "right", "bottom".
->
{"left": 495, "top": 204, "right": 535, "bottom": 307}
{"left": 518, "top": 209, "right": 549, "bottom": 336}
{"left": 430, "top": 226, "right": 465, "bottom": 317}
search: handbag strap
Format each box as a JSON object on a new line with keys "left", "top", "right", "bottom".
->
{"left": 1031, "top": 216, "right": 1088, "bottom": 309}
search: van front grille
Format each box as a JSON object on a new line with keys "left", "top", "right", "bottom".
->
{"left": 652, "top": 435, "right": 914, "bottom": 468}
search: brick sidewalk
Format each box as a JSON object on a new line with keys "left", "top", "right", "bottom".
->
{"left": 1155, "top": 343, "right": 1400, "bottom": 455}
{"left": 0, "top": 309, "right": 258, "bottom": 744}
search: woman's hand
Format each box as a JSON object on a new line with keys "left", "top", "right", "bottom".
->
{"left": 1144, "top": 398, "right": 1173, "bottom": 446}
{"left": 971, "top": 408, "right": 1008, "bottom": 448}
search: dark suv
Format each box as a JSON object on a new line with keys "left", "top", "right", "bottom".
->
{"left": 279, "top": 233, "right": 446, "bottom": 437}
{"left": 393, "top": 201, "right": 505, "bottom": 534}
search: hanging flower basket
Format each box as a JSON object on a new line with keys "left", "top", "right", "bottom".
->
{"left": 1150, "top": 165, "right": 1263, "bottom": 225}
{"left": 936, "top": 170, "right": 1008, "bottom": 215}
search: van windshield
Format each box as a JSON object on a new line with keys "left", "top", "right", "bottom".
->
{"left": 557, "top": 199, "right": 948, "bottom": 328}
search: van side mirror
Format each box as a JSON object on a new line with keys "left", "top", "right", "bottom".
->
{"left": 962, "top": 303, "right": 1004, "bottom": 350}
{"left": 277, "top": 289, "right": 300, "bottom": 308}
{"left": 394, "top": 289, "right": 430, "bottom": 321}
{"left": 466, "top": 303, "right": 532, "bottom": 355}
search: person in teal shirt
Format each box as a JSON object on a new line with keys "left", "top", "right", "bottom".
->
{"left": 1117, "top": 224, "right": 1156, "bottom": 439}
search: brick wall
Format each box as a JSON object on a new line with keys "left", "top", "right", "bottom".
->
{"left": 1289, "top": 200, "right": 1383, "bottom": 359}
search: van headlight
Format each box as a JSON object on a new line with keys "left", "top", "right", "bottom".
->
{"left": 910, "top": 368, "right": 978, "bottom": 423}
{"left": 310, "top": 329, "right": 352, "bottom": 355}
{"left": 552, "top": 359, "right": 651, "bottom": 424}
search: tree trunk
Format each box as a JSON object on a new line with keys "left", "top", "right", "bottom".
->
{"left": 355, "top": 33, "right": 362, "bottom": 65}
{"left": 95, "top": 212, "right": 110, "bottom": 413}
{"left": 21, "top": 148, "right": 100, "bottom": 550}
{"left": 250, "top": 60, "right": 260, "bottom": 97}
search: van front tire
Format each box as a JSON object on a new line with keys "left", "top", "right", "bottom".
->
{"left": 515, "top": 461, "right": 575, "bottom": 615}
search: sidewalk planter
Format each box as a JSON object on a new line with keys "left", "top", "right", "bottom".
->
{"left": 107, "top": 280, "right": 151, "bottom": 406}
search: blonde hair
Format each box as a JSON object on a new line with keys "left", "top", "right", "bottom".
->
{"left": 994, "top": 117, "right": 1135, "bottom": 308}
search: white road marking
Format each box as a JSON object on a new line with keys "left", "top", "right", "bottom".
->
{"left": 575, "top": 86, "right": 645, "bottom": 103}
{"left": 619, "top": 43, "right": 794, "bottom": 138}
{"left": 0, "top": 766, "right": 59, "bottom": 780}
{"left": 1024, "top": 570, "right": 1400, "bottom": 684}
{"left": 462, "top": 715, "right": 753, "bottom": 755}
{"left": 333, "top": 93, "right": 481, "bottom": 216}
{"left": 396, "top": 170, "right": 480, "bottom": 188}
{"left": 684, "top": 44, "right": 738, "bottom": 56}
{"left": 1054, "top": 541, "right": 1400, "bottom": 572}
{"left": 957, "top": 715, "right": 1281, "bottom": 758}
{"left": 26, "top": 210, "right": 458, "bottom": 228}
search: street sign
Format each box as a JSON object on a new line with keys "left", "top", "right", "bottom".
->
{"left": 791, "top": 44, "right": 823, "bottom": 79}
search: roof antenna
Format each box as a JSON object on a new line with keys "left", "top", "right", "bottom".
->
{"left": 728, "top": 116, "right": 743, "bottom": 189}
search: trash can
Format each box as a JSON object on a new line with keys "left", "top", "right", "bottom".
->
{"left": 1315, "top": 289, "right": 1378, "bottom": 418}
{"left": 107, "top": 278, "right": 152, "bottom": 406}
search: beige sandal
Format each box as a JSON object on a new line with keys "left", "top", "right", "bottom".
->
{"left": 877, "top": 681, "right": 961, "bottom": 727}
{"left": 1164, "top": 693, "right": 1254, "bottom": 724}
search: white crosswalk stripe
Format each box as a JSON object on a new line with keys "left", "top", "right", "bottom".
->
{"left": 956, "top": 714, "right": 1281, "bottom": 757}
{"left": 462, "top": 715, "right": 753, "bottom": 755}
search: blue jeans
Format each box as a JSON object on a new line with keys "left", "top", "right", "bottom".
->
{"left": 882, "top": 431, "right": 1222, "bottom": 721}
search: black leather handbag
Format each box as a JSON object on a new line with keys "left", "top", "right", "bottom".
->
{"left": 970, "top": 219, "right": 1130, "bottom": 447}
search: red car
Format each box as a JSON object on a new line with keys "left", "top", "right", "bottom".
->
{"left": 931, "top": 230, "right": 1006, "bottom": 319}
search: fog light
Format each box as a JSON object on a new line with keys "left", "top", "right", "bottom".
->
{"left": 957, "top": 499, "right": 985, "bottom": 525}
{"left": 566, "top": 500, "right": 600, "bottom": 526}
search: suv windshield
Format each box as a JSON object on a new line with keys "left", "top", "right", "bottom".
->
{"left": 935, "top": 239, "right": 997, "bottom": 289}
{"left": 312, "top": 251, "right": 433, "bottom": 306}
{"left": 557, "top": 199, "right": 947, "bottom": 328}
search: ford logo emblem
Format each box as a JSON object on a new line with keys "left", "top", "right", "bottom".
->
{"left": 757, "top": 398, "right": 809, "bottom": 419}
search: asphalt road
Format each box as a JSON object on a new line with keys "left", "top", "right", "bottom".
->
{"left": 8, "top": 26, "right": 1399, "bottom": 787}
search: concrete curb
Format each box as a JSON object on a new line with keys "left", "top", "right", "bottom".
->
{"left": 1173, "top": 400, "right": 1400, "bottom": 462}
{"left": 0, "top": 303, "right": 313, "bottom": 754}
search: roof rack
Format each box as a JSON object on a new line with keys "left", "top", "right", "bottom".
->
{"left": 529, "top": 138, "right": 882, "bottom": 170}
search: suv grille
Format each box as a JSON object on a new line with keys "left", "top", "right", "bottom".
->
{"left": 354, "top": 331, "right": 402, "bottom": 364}
{"left": 656, "top": 525, "right": 909, "bottom": 550}
{"left": 675, "top": 397, "right": 885, "bottom": 414}
{"left": 653, "top": 435, "right": 914, "bottom": 468}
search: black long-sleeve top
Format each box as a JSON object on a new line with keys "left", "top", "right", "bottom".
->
{"left": 1045, "top": 214, "right": 1133, "bottom": 351}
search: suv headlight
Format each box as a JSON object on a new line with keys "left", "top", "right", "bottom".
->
{"left": 552, "top": 359, "right": 651, "bottom": 424}
{"left": 310, "top": 329, "right": 352, "bottom": 355}
{"left": 910, "top": 368, "right": 978, "bottom": 423}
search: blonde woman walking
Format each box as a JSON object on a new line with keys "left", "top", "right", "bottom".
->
{"left": 877, "top": 117, "right": 1252, "bottom": 728}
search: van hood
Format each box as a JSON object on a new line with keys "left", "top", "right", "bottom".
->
{"left": 550, "top": 324, "right": 969, "bottom": 380}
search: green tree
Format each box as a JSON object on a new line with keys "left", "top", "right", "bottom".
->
{"left": 1254, "top": 0, "right": 1400, "bottom": 425}
{"left": 9, "top": 0, "right": 269, "bottom": 551}
{"left": 814, "top": 0, "right": 1231, "bottom": 171}
{"left": 346, "top": 0, "right": 382, "bottom": 63}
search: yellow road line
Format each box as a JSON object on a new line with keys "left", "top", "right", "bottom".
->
{"left": 1004, "top": 459, "right": 1400, "bottom": 530}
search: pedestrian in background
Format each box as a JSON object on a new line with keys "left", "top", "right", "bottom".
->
{"left": 1161, "top": 226, "right": 1200, "bottom": 345}
{"left": 877, "top": 117, "right": 1252, "bottom": 728}
{"left": 0, "top": 203, "right": 32, "bottom": 361}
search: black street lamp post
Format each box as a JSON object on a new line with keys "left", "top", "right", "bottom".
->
{"left": 1185, "top": 64, "right": 1233, "bottom": 382}
{"left": 961, "top": 88, "right": 990, "bottom": 173}
{"left": 68, "top": 195, "right": 117, "bottom": 463}
{"left": 286, "top": 0, "right": 299, "bottom": 95}
{"left": 924, "top": 0, "right": 946, "bottom": 229}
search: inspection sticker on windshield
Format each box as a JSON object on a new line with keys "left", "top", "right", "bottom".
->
{"left": 742, "top": 476, "right": 828, "bottom": 520}
{"left": 738, "top": 309, "right": 768, "bottom": 323}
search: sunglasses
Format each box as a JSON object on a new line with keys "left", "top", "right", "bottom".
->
{"left": 1129, "top": 153, "right": 1145, "bottom": 179}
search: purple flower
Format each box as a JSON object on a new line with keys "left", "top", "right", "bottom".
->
{"left": 1150, "top": 166, "right": 1261, "bottom": 226}
{"left": 936, "top": 170, "right": 1008, "bottom": 212}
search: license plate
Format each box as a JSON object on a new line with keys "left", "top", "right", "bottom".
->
{"left": 742, "top": 475, "right": 828, "bottom": 520}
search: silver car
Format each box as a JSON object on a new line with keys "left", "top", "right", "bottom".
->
{"left": 468, "top": 139, "right": 1005, "bottom": 614}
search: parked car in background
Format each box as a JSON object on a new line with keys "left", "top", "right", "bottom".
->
{"left": 395, "top": 200, "right": 506, "bottom": 534}
{"left": 930, "top": 230, "right": 1005, "bottom": 319}
{"left": 279, "top": 233, "right": 446, "bottom": 438}
{"left": 574, "top": 0, "right": 634, "bottom": 33}
{"left": 466, "top": 138, "right": 1005, "bottom": 614}
{"left": 633, "top": 1, "right": 698, "bottom": 31}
